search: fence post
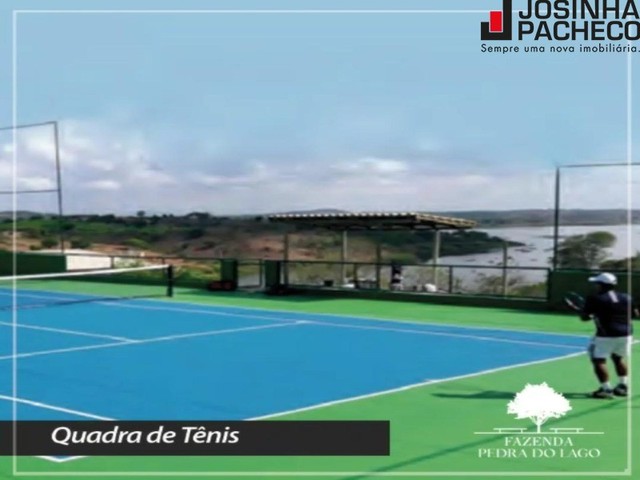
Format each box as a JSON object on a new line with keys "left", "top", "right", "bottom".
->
{"left": 283, "top": 232, "right": 290, "bottom": 286}
{"left": 501, "top": 242, "right": 509, "bottom": 296}
{"left": 340, "top": 231, "right": 348, "bottom": 286}
{"left": 259, "top": 260, "right": 264, "bottom": 288}
{"left": 375, "top": 243, "right": 382, "bottom": 289}
{"left": 432, "top": 230, "right": 441, "bottom": 287}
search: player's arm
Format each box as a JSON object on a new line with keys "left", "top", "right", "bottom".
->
{"left": 580, "top": 296, "right": 594, "bottom": 322}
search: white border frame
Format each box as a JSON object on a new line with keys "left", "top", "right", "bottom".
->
{"left": 11, "top": 7, "right": 634, "bottom": 477}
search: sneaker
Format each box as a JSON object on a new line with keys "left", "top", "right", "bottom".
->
{"left": 613, "top": 384, "right": 628, "bottom": 397}
{"left": 591, "top": 388, "right": 614, "bottom": 399}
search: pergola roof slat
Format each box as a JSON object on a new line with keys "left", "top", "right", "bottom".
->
{"left": 268, "top": 211, "right": 476, "bottom": 230}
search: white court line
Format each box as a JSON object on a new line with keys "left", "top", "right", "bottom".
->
{"left": 37, "top": 455, "right": 87, "bottom": 463}
{"left": 250, "top": 341, "right": 640, "bottom": 421}
{"left": 105, "top": 302, "right": 583, "bottom": 350}
{"left": 0, "top": 321, "right": 306, "bottom": 361}
{"left": 305, "top": 321, "right": 582, "bottom": 350}
{"left": 2, "top": 288, "right": 591, "bottom": 339}
{"left": 25, "top": 339, "right": 640, "bottom": 465}
{"left": 248, "top": 349, "right": 586, "bottom": 418}
{"left": 4, "top": 290, "right": 587, "bottom": 349}
{"left": 25, "top": 346, "right": 591, "bottom": 465}
{"left": 0, "top": 340, "right": 131, "bottom": 361}
{"left": 249, "top": 342, "right": 639, "bottom": 421}
{"left": 103, "top": 298, "right": 594, "bottom": 339}
{"left": 0, "top": 395, "right": 108, "bottom": 464}
{"left": 9, "top": 294, "right": 582, "bottom": 351}
{"left": 0, "top": 320, "right": 134, "bottom": 343}
{"left": 0, "top": 394, "right": 112, "bottom": 420}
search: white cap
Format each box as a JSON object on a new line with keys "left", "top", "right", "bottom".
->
{"left": 588, "top": 272, "right": 617, "bottom": 286}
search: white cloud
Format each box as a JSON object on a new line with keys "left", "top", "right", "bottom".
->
{"left": 194, "top": 162, "right": 273, "bottom": 188}
{"left": 21, "top": 131, "right": 56, "bottom": 160}
{"left": 333, "top": 157, "right": 409, "bottom": 175}
{"left": 84, "top": 180, "right": 121, "bottom": 191}
{"left": 86, "top": 159, "right": 115, "bottom": 172}
{"left": 129, "top": 165, "right": 177, "bottom": 187}
{"left": 0, "top": 118, "right": 634, "bottom": 215}
{"left": 17, "top": 176, "right": 56, "bottom": 190}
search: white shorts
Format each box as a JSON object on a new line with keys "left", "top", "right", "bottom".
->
{"left": 588, "top": 336, "right": 632, "bottom": 359}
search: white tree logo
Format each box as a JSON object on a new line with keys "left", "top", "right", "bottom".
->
{"left": 507, "top": 383, "right": 572, "bottom": 433}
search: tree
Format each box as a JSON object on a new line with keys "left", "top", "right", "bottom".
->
{"left": 556, "top": 231, "right": 616, "bottom": 269}
{"left": 185, "top": 227, "right": 206, "bottom": 240}
{"left": 136, "top": 210, "right": 146, "bottom": 218}
{"left": 40, "top": 237, "right": 57, "bottom": 249}
{"left": 507, "top": 383, "right": 572, "bottom": 433}
{"left": 476, "top": 272, "right": 527, "bottom": 296}
{"left": 70, "top": 239, "right": 91, "bottom": 249}
{"left": 601, "top": 253, "right": 640, "bottom": 271}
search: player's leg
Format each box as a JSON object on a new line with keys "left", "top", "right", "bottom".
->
{"left": 610, "top": 336, "right": 631, "bottom": 397}
{"left": 589, "top": 338, "right": 614, "bottom": 399}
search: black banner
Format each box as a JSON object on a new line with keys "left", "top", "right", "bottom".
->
{"left": 0, "top": 421, "right": 390, "bottom": 456}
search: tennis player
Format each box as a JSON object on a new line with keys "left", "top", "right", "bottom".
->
{"left": 579, "top": 272, "right": 638, "bottom": 399}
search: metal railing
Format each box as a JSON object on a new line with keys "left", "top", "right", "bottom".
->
{"left": 58, "top": 252, "right": 268, "bottom": 289}
{"left": 237, "top": 260, "right": 264, "bottom": 289}
{"left": 37, "top": 250, "right": 551, "bottom": 298}
{"left": 283, "top": 260, "right": 550, "bottom": 299}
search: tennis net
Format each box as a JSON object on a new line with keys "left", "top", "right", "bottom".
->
{"left": 0, "top": 264, "right": 174, "bottom": 311}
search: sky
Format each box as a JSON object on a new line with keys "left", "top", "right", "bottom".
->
{"left": 0, "top": 0, "right": 638, "bottom": 215}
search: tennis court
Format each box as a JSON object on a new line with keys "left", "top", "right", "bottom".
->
{"left": 0, "top": 266, "right": 636, "bottom": 478}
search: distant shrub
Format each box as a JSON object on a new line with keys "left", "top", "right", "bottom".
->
{"left": 125, "top": 238, "right": 150, "bottom": 250}
{"left": 131, "top": 219, "right": 147, "bottom": 228}
{"left": 70, "top": 239, "right": 92, "bottom": 249}
{"left": 22, "top": 227, "right": 43, "bottom": 239}
{"left": 41, "top": 237, "right": 57, "bottom": 249}
{"left": 29, "top": 245, "right": 41, "bottom": 251}
{"left": 185, "top": 228, "right": 206, "bottom": 240}
{"left": 140, "top": 231, "right": 164, "bottom": 243}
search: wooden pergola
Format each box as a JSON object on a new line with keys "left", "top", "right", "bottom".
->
{"left": 268, "top": 211, "right": 477, "bottom": 287}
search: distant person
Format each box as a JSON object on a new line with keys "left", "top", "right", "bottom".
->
{"left": 578, "top": 273, "right": 638, "bottom": 399}
{"left": 390, "top": 264, "right": 403, "bottom": 291}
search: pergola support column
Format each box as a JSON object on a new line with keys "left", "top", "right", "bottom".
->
{"left": 432, "top": 230, "right": 441, "bottom": 287}
{"left": 340, "top": 230, "right": 348, "bottom": 285}
{"left": 283, "top": 232, "right": 290, "bottom": 285}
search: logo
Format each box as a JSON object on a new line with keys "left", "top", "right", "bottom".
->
{"left": 475, "top": 383, "right": 603, "bottom": 460}
{"left": 481, "top": 0, "right": 513, "bottom": 40}
{"left": 481, "top": 0, "right": 640, "bottom": 43}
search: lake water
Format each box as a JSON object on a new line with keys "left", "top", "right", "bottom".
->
{"left": 440, "top": 224, "right": 639, "bottom": 268}
{"left": 431, "top": 224, "right": 639, "bottom": 287}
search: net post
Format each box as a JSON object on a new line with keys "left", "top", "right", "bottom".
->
{"left": 53, "top": 121, "right": 65, "bottom": 254}
{"left": 501, "top": 241, "right": 509, "bottom": 296}
{"left": 167, "top": 265, "right": 174, "bottom": 297}
{"left": 552, "top": 167, "right": 561, "bottom": 271}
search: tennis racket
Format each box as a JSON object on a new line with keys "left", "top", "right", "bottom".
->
{"left": 564, "top": 292, "right": 585, "bottom": 312}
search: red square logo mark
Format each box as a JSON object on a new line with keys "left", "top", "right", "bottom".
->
{"left": 489, "top": 11, "right": 503, "bottom": 33}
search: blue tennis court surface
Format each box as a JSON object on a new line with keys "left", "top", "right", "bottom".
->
{"left": 0, "top": 289, "right": 589, "bottom": 424}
